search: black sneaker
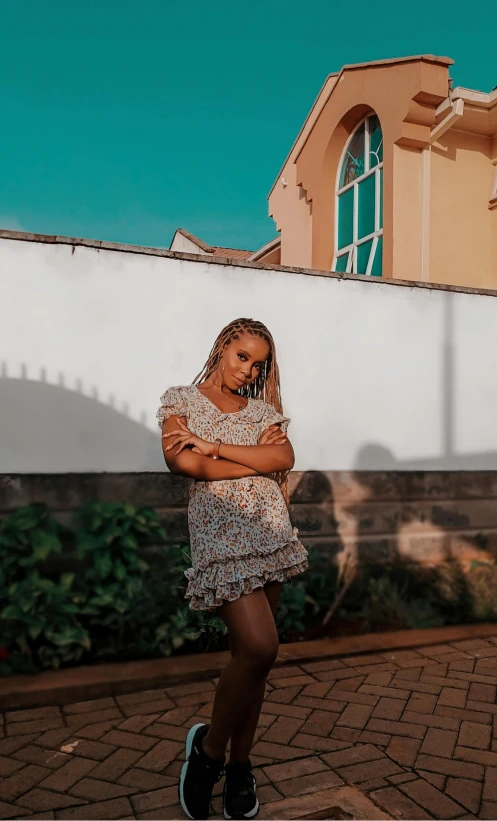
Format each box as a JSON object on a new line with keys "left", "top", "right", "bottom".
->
{"left": 179, "top": 722, "right": 226, "bottom": 820}
{"left": 223, "top": 758, "right": 259, "bottom": 819}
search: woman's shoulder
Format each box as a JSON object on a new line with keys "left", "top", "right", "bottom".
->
{"left": 250, "top": 397, "right": 290, "bottom": 425}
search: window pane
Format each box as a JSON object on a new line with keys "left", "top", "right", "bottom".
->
{"left": 335, "top": 252, "right": 349, "bottom": 273}
{"left": 339, "top": 122, "right": 365, "bottom": 188}
{"left": 371, "top": 236, "right": 383, "bottom": 276}
{"left": 379, "top": 168, "right": 383, "bottom": 229}
{"left": 357, "top": 174, "right": 375, "bottom": 240}
{"left": 338, "top": 188, "right": 354, "bottom": 250}
{"left": 369, "top": 114, "right": 383, "bottom": 168}
{"left": 357, "top": 239, "right": 373, "bottom": 275}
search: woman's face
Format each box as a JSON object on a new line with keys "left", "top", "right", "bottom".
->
{"left": 221, "top": 332, "right": 270, "bottom": 390}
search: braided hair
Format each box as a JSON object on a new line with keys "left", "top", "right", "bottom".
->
{"left": 192, "top": 318, "right": 290, "bottom": 505}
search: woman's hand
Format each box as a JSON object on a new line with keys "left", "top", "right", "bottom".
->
{"left": 162, "top": 419, "right": 214, "bottom": 457}
{"left": 259, "top": 424, "right": 287, "bottom": 446}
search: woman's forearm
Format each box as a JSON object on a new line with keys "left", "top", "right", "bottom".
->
{"left": 164, "top": 447, "right": 259, "bottom": 481}
{"left": 218, "top": 442, "right": 294, "bottom": 473}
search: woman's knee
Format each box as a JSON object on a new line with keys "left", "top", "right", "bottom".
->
{"left": 238, "top": 635, "right": 279, "bottom": 672}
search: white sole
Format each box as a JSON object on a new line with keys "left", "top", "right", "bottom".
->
{"left": 223, "top": 797, "right": 259, "bottom": 819}
{"left": 179, "top": 722, "right": 206, "bottom": 820}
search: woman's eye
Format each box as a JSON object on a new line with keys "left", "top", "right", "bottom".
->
{"left": 238, "top": 354, "right": 246, "bottom": 361}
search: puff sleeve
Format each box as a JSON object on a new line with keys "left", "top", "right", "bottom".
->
{"left": 262, "top": 404, "right": 291, "bottom": 435}
{"left": 156, "top": 386, "right": 188, "bottom": 429}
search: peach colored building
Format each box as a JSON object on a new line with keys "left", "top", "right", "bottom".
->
{"left": 173, "top": 55, "right": 497, "bottom": 288}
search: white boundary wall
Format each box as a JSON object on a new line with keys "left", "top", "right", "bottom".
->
{"left": 1, "top": 233, "right": 497, "bottom": 473}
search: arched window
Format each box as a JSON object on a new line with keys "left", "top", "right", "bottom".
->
{"left": 334, "top": 113, "right": 383, "bottom": 276}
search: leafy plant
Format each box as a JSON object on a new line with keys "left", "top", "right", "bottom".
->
{"left": 359, "top": 575, "right": 444, "bottom": 631}
{"left": 0, "top": 504, "right": 64, "bottom": 590}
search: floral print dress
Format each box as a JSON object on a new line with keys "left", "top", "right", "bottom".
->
{"left": 157, "top": 384, "right": 309, "bottom": 611}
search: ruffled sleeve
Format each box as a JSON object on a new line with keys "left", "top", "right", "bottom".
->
{"left": 156, "top": 386, "right": 188, "bottom": 429}
{"left": 262, "top": 403, "right": 291, "bottom": 435}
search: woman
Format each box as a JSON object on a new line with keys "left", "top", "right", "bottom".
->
{"left": 157, "top": 317, "right": 309, "bottom": 820}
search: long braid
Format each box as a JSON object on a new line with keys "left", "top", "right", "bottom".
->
{"left": 192, "top": 318, "right": 290, "bottom": 505}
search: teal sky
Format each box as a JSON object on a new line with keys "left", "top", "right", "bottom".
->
{"left": 1, "top": 0, "right": 496, "bottom": 252}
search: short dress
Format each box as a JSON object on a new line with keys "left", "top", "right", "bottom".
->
{"left": 157, "top": 384, "right": 309, "bottom": 611}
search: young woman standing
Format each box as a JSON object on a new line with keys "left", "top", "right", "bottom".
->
{"left": 157, "top": 318, "right": 309, "bottom": 820}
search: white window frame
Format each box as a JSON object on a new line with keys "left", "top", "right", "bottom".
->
{"left": 333, "top": 114, "right": 383, "bottom": 276}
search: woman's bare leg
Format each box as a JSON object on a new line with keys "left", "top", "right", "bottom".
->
{"left": 228, "top": 581, "right": 283, "bottom": 763}
{"left": 201, "top": 584, "right": 281, "bottom": 762}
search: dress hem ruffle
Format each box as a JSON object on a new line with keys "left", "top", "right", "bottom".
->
{"left": 183, "top": 529, "right": 309, "bottom": 612}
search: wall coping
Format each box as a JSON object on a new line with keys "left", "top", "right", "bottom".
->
{"left": 2, "top": 229, "right": 497, "bottom": 300}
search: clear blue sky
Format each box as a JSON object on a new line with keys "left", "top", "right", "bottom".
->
{"left": 1, "top": 0, "right": 495, "bottom": 251}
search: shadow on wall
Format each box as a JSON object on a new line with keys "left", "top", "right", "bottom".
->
{"left": 0, "top": 377, "right": 164, "bottom": 472}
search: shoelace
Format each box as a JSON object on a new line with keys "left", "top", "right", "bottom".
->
{"left": 226, "top": 764, "right": 257, "bottom": 794}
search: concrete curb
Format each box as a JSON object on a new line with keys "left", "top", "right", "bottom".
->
{"left": 2, "top": 622, "right": 497, "bottom": 709}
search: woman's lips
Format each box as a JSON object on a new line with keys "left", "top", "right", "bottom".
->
{"left": 233, "top": 376, "right": 244, "bottom": 386}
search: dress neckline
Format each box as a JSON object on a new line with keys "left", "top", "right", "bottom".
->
{"left": 194, "top": 384, "right": 249, "bottom": 415}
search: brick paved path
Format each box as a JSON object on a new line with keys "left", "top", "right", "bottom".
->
{"left": 3, "top": 633, "right": 497, "bottom": 819}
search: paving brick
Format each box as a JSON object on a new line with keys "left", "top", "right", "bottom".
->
{"left": 298, "top": 710, "right": 339, "bottom": 738}
{"left": 301, "top": 659, "right": 347, "bottom": 673}
{"left": 336, "top": 703, "right": 374, "bottom": 729}
{"left": 55, "top": 796, "right": 133, "bottom": 819}
{"left": 0, "top": 764, "right": 51, "bottom": 801}
{"left": 61, "top": 739, "right": 117, "bottom": 761}
{"left": 0, "top": 756, "right": 24, "bottom": 777}
{"left": 15, "top": 789, "right": 87, "bottom": 811}
{"left": 453, "top": 671, "right": 497, "bottom": 685}
{"left": 387, "top": 736, "right": 421, "bottom": 767}
{"left": 293, "top": 695, "right": 348, "bottom": 714}
{"left": 135, "top": 805, "right": 184, "bottom": 820}
{"left": 130, "top": 785, "right": 179, "bottom": 813}
{"left": 467, "top": 699, "right": 497, "bottom": 715}
{"left": 7, "top": 717, "right": 63, "bottom": 736}
{"left": 277, "top": 770, "right": 343, "bottom": 799}
{"left": 65, "top": 709, "right": 122, "bottom": 730}
{"left": 299, "top": 681, "right": 334, "bottom": 699}
{"left": 419, "top": 728, "right": 457, "bottom": 758}
{"left": 0, "top": 735, "right": 38, "bottom": 755}
{"left": 270, "top": 674, "right": 316, "bottom": 689}
{"left": 122, "top": 697, "right": 177, "bottom": 715}
{"left": 261, "top": 701, "right": 310, "bottom": 719}
{"left": 255, "top": 783, "right": 282, "bottom": 803}
{"left": 63, "top": 698, "right": 117, "bottom": 715}
{"left": 454, "top": 745, "right": 497, "bottom": 768}
{"left": 400, "top": 777, "right": 466, "bottom": 818}
{"left": 116, "top": 689, "right": 168, "bottom": 705}
{"left": 314, "top": 667, "right": 371, "bottom": 683}
{"left": 268, "top": 664, "right": 305, "bottom": 679}
{"left": 416, "top": 769, "right": 445, "bottom": 789}
{"left": 325, "top": 689, "right": 378, "bottom": 706}
{"left": 415, "top": 753, "right": 483, "bottom": 780}
{"left": 330, "top": 727, "right": 361, "bottom": 743}
{"left": 320, "top": 744, "right": 384, "bottom": 769}
{"left": 251, "top": 740, "right": 310, "bottom": 761}
{"left": 68, "top": 778, "right": 135, "bottom": 801}
{"left": 422, "top": 675, "right": 469, "bottom": 691}
{"left": 394, "top": 667, "right": 422, "bottom": 681}
{"left": 117, "top": 769, "right": 177, "bottom": 791}
{"left": 388, "top": 772, "right": 418, "bottom": 785}
{"left": 38, "top": 758, "right": 98, "bottom": 792}
{"left": 483, "top": 766, "right": 497, "bottom": 801}
{"left": 459, "top": 720, "right": 491, "bottom": 749}
{"left": 380, "top": 650, "right": 426, "bottom": 667}
{"left": 358, "top": 731, "right": 391, "bottom": 746}
{"left": 360, "top": 684, "right": 410, "bottom": 700}
{"left": 358, "top": 777, "right": 389, "bottom": 790}
{"left": 371, "top": 786, "right": 432, "bottom": 819}
{"left": 481, "top": 800, "right": 497, "bottom": 819}
{"left": 6, "top": 707, "right": 61, "bottom": 724}
{"left": 260, "top": 716, "right": 304, "bottom": 744}
{"left": 286, "top": 733, "right": 352, "bottom": 760}
{"left": 11, "top": 745, "right": 69, "bottom": 770}
{"left": 34, "top": 729, "right": 76, "bottom": 749}
{"left": 402, "top": 710, "right": 459, "bottom": 731}
{"left": 445, "top": 776, "right": 482, "bottom": 814}
{"left": 468, "top": 682, "right": 496, "bottom": 702}
{"left": 343, "top": 654, "right": 388, "bottom": 667}
{"left": 98, "top": 729, "right": 157, "bottom": 752}
{"left": 438, "top": 687, "right": 467, "bottom": 708}
{"left": 90, "top": 748, "right": 143, "bottom": 781}
{"left": 142, "top": 722, "right": 186, "bottom": 741}
{"left": 338, "top": 757, "right": 403, "bottom": 784}
{"left": 349, "top": 663, "right": 398, "bottom": 675}
{"left": 134, "top": 739, "right": 184, "bottom": 771}
{"left": 262, "top": 756, "right": 328, "bottom": 782}
{"left": 406, "top": 692, "right": 438, "bottom": 714}
{"left": 156, "top": 706, "right": 198, "bottom": 726}
{"left": 364, "top": 672, "right": 394, "bottom": 686}
{"left": 366, "top": 718, "right": 425, "bottom": 739}
{"left": 371, "top": 697, "right": 405, "bottom": 721}
{"left": 435, "top": 705, "right": 491, "bottom": 724}
{"left": 329, "top": 676, "right": 365, "bottom": 692}
{"left": 75, "top": 720, "right": 121, "bottom": 740}
{"left": 424, "top": 663, "right": 449, "bottom": 677}
{"left": 266, "top": 685, "right": 304, "bottom": 704}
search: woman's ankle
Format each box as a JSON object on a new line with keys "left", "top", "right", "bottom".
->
{"left": 202, "top": 730, "right": 225, "bottom": 762}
